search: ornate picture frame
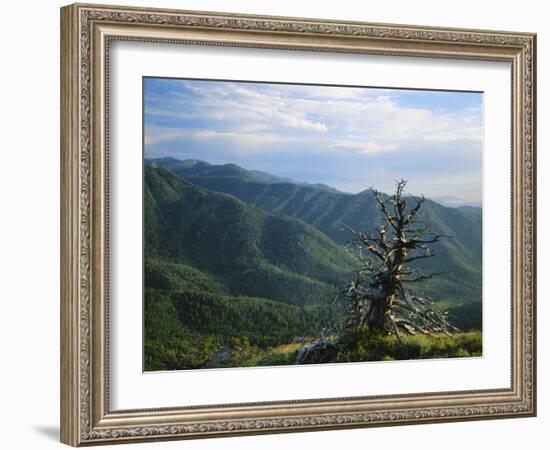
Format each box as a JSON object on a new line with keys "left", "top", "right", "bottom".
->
{"left": 60, "top": 3, "right": 536, "bottom": 446}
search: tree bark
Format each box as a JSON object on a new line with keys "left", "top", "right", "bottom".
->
{"left": 339, "top": 179, "right": 457, "bottom": 337}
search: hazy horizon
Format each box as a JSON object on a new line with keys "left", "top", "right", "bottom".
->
{"left": 144, "top": 78, "right": 483, "bottom": 207}
{"left": 146, "top": 155, "right": 482, "bottom": 208}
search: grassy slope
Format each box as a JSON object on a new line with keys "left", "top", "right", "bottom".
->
{"left": 207, "top": 331, "right": 483, "bottom": 369}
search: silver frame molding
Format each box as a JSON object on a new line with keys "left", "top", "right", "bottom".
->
{"left": 60, "top": 3, "right": 536, "bottom": 446}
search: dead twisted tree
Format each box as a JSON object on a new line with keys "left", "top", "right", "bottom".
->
{"left": 337, "top": 179, "right": 458, "bottom": 338}
{"left": 296, "top": 180, "right": 458, "bottom": 364}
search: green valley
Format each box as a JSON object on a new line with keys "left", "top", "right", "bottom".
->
{"left": 144, "top": 164, "right": 357, "bottom": 370}
{"left": 144, "top": 159, "right": 483, "bottom": 371}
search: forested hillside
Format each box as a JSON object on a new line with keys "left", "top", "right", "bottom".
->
{"left": 144, "top": 165, "right": 356, "bottom": 370}
{"left": 144, "top": 159, "right": 483, "bottom": 371}
{"left": 150, "top": 158, "right": 482, "bottom": 310}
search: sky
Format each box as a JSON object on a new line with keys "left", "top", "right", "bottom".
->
{"left": 144, "top": 77, "right": 483, "bottom": 207}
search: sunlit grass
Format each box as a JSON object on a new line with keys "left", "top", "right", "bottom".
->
{"left": 335, "top": 330, "right": 482, "bottom": 364}
{"left": 224, "top": 331, "right": 482, "bottom": 368}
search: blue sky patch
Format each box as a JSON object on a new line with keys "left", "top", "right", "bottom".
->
{"left": 144, "top": 77, "right": 483, "bottom": 206}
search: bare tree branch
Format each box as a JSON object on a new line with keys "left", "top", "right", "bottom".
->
{"left": 334, "top": 180, "right": 457, "bottom": 338}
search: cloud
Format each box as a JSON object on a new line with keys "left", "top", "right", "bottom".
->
{"left": 145, "top": 125, "right": 299, "bottom": 149}
{"left": 143, "top": 78, "right": 483, "bottom": 204}
{"left": 145, "top": 80, "right": 482, "bottom": 151}
{"left": 146, "top": 82, "right": 329, "bottom": 134}
{"left": 330, "top": 141, "right": 397, "bottom": 155}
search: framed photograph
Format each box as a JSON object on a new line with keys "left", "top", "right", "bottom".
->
{"left": 60, "top": 3, "right": 536, "bottom": 446}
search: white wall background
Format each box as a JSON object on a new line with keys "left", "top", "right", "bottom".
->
{"left": 0, "top": 1, "right": 546, "bottom": 449}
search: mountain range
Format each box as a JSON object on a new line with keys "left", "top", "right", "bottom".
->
{"left": 144, "top": 157, "right": 483, "bottom": 370}
{"left": 145, "top": 164, "right": 358, "bottom": 307}
{"left": 148, "top": 158, "right": 482, "bottom": 306}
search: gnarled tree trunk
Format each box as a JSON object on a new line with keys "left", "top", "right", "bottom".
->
{"left": 338, "top": 179, "right": 458, "bottom": 337}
